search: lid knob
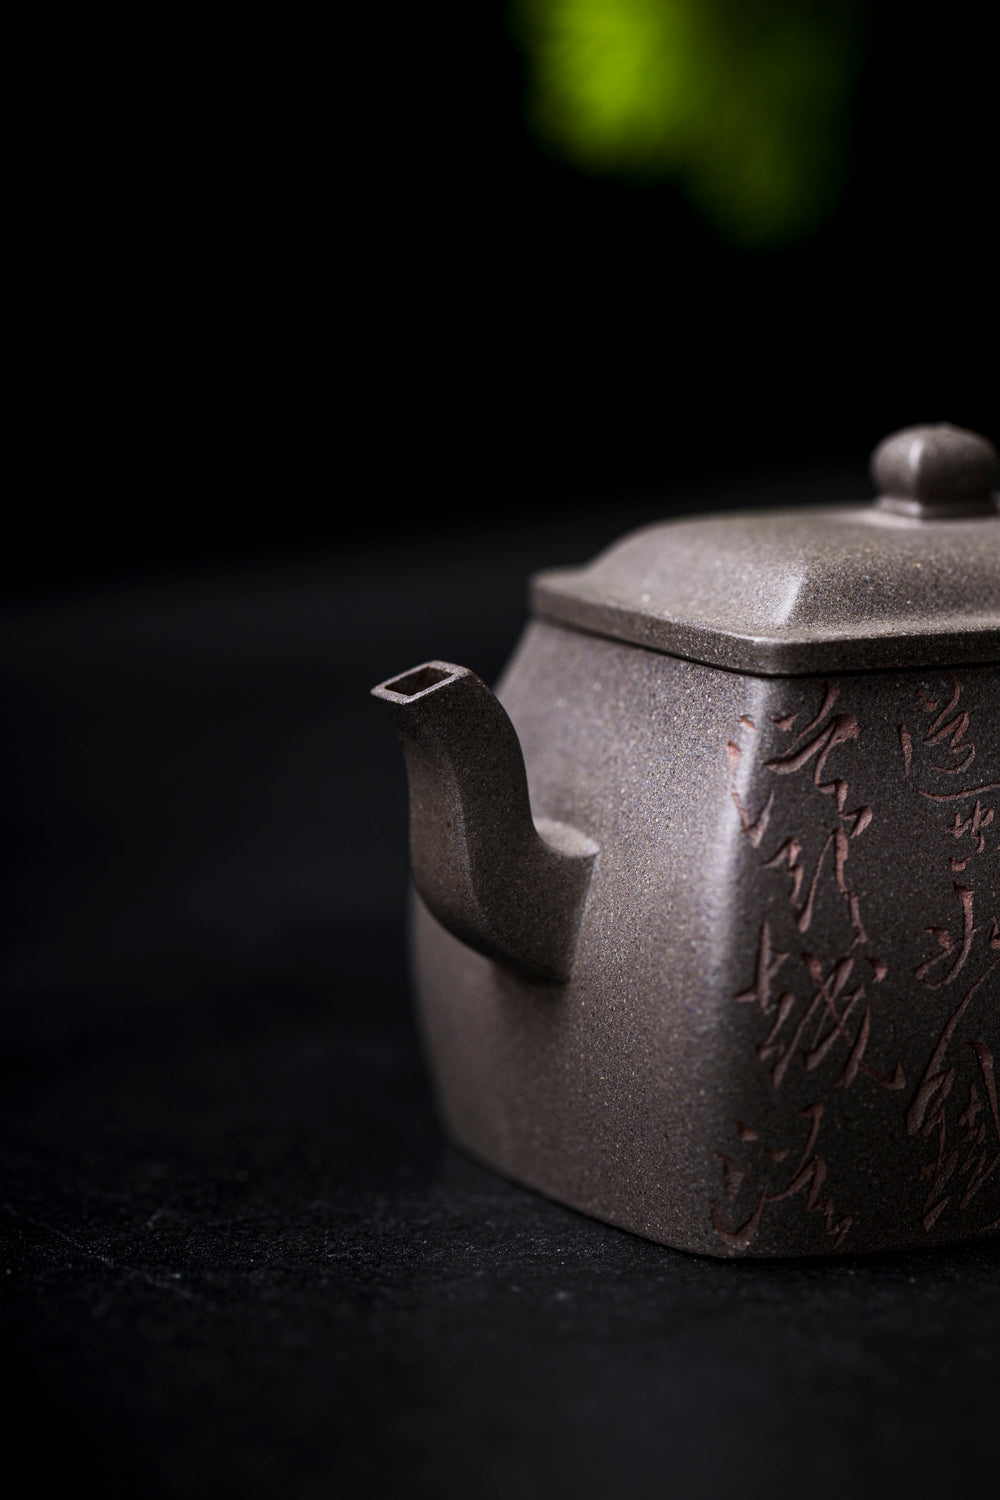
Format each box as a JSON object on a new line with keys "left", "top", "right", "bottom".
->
{"left": 873, "top": 423, "right": 999, "bottom": 519}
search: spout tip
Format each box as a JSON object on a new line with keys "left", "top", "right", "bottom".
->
{"left": 372, "top": 661, "right": 466, "bottom": 704}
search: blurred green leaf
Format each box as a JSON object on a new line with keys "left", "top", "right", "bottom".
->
{"left": 512, "top": 0, "right": 863, "bottom": 247}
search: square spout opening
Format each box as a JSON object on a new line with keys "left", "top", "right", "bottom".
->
{"left": 379, "top": 664, "right": 456, "bottom": 699}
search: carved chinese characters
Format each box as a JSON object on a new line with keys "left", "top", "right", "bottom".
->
{"left": 713, "top": 672, "right": 999, "bottom": 1253}
{"left": 900, "top": 679, "right": 1000, "bottom": 1235}
{"left": 714, "top": 684, "right": 904, "bottom": 1251}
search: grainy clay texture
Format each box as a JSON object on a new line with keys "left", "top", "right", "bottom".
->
{"left": 413, "top": 623, "right": 999, "bottom": 1258}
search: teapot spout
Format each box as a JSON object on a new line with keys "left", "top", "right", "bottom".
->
{"left": 372, "top": 661, "right": 597, "bottom": 982}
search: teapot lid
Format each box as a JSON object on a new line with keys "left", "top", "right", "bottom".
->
{"left": 532, "top": 424, "right": 1000, "bottom": 676}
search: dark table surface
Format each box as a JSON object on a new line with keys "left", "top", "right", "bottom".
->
{"left": 3, "top": 471, "right": 998, "bottom": 1500}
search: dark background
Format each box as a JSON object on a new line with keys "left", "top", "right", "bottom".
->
{"left": 18, "top": 0, "right": 997, "bottom": 593}
{"left": 4, "top": 5, "right": 998, "bottom": 1497}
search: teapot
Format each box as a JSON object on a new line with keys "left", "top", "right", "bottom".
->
{"left": 373, "top": 424, "right": 999, "bottom": 1258}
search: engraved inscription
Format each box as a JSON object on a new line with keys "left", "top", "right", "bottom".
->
{"left": 900, "top": 677, "right": 1000, "bottom": 1234}
{"left": 713, "top": 683, "right": 904, "bottom": 1251}
{"left": 711, "top": 1105, "right": 853, "bottom": 1252}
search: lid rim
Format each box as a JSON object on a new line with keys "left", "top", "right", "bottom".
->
{"left": 530, "top": 492, "right": 999, "bottom": 676}
{"left": 532, "top": 583, "right": 1000, "bottom": 677}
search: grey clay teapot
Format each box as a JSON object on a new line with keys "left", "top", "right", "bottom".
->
{"left": 374, "top": 424, "right": 1000, "bottom": 1258}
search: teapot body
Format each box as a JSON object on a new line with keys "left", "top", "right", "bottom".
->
{"left": 414, "top": 620, "right": 1000, "bottom": 1257}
